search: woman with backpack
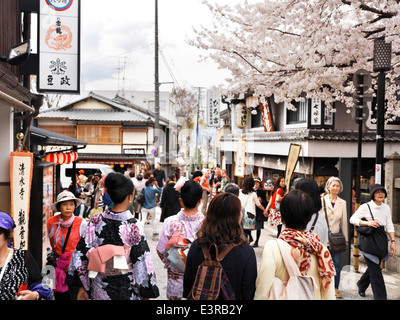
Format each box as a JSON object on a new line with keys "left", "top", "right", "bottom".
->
{"left": 156, "top": 179, "right": 204, "bottom": 300}
{"left": 254, "top": 189, "right": 336, "bottom": 300}
{"left": 183, "top": 192, "right": 257, "bottom": 300}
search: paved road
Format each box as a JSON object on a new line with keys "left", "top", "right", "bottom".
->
{"left": 144, "top": 206, "right": 400, "bottom": 300}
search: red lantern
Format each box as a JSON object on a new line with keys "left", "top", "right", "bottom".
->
{"left": 70, "top": 151, "right": 78, "bottom": 162}
{"left": 58, "top": 152, "right": 65, "bottom": 165}
{"left": 45, "top": 153, "right": 59, "bottom": 165}
{"left": 64, "top": 153, "right": 72, "bottom": 164}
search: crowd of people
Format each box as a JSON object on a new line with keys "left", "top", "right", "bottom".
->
{"left": 0, "top": 165, "right": 396, "bottom": 301}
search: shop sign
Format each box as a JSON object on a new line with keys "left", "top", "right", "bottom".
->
{"left": 10, "top": 152, "right": 33, "bottom": 250}
{"left": 235, "top": 103, "right": 249, "bottom": 128}
{"left": 234, "top": 137, "right": 246, "bottom": 178}
{"left": 38, "top": 0, "right": 80, "bottom": 93}
{"left": 207, "top": 91, "right": 220, "bottom": 127}
{"left": 260, "top": 101, "right": 274, "bottom": 132}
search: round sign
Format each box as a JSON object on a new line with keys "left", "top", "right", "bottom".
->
{"left": 151, "top": 149, "right": 157, "bottom": 156}
{"left": 45, "top": 0, "right": 73, "bottom": 11}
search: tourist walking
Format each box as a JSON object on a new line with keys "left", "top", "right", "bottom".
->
{"left": 321, "top": 176, "right": 348, "bottom": 298}
{"left": 0, "top": 212, "right": 52, "bottom": 300}
{"left": 199, "top": 169, "right": 211, "bottom": 215}
{"left": 252, "top": 178, "right": 268, "bottom": 247}
{"left": 266, "top": 176, "right": 286, "bottom": 237}
{"left": 254, "top": 189, "right": 336, "bottom": 300}
{"left": 66, "top": 172, "right": 159, "bottom": 300}
{"left": 156, "top": 179, "right": 204, "bottom": 299}
{"left": 142, "top": 177, "right": 162, "bottom": 237}
{"left": 183, "top": 193, "right": 257, "bottom": 300}
{"left": 133, "top": 174, "right": 145, "bottom": 220}
{"left": 239, "top": 177, "right": 267, "bottom": 243}
{"left": 159, "top": 174, "right": 181, "bottom": 222}
{"left": 47, "top": 191, "right": 87, "bottom": 300}
{"left": 350, "top": 184, "right": 396, "bottom": 300}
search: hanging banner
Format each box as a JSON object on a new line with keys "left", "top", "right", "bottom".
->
{"left": 284, "top": 144, "right": 301, "bottom": 192}
{"left": 10, "top": 152, "right": 34, "bottom": 249}
{"left": 207, "top": 90, "right": 220, "bottom": 127}
{"left": 235, "top": 103, "right": 250, "bottom": 128}
{"left": 260, "top": 101, "right": 274, "bottom": 132}
{"left": 234, "top": 137, "right": 246, "bottom": 178}
{"left": 38, "top": 0, "right": 80, "bottom": 94}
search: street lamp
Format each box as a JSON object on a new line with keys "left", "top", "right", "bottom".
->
{"left": 373, "top": 37, "right": 392, "bottom": 186}
{"left": 0, "top": 40, "right": 30, "bottom": 65}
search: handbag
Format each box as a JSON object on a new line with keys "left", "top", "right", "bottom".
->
{"left": 242, "top": 194, "right": 255, "bottom": 230}
{"left": 356, "top": 204, "right": 388, "bottom": 258}
{"left": 323, "top": 198, "right": 346, "bottom": 253}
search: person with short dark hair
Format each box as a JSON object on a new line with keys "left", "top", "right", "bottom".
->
{"left": 183, "top": 193, "right": 257, "bottom": 300}
{"left": 350, "top": 184, "right": 396, "bottom": 300}
{"left": 294, "top": 178, "right": 328, "bottom": 246}
{"left": 142, "top": 177, "right": 162, "bottom": 237}
{"left": 66, "top": 172, "right": 160, "bottom": 300}
{"left": 255, "top": 189, "right": 336, "bottom": 300}
{"left": 156, "top": 179, "right": 205, "bottom": 299}
{"left": 159, "top": 174, "right": 181, "bottom": 222}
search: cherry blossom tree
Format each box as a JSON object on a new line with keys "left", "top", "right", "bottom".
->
{"left": 189, "top": 0, "right": 400, "bottom": 119}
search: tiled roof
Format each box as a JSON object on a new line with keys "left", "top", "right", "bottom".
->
{"left": 36, "top": 92, "right": 170, "bottom": 125}
{"left": 221, "top": 129, "right": 400, "bottom": 142}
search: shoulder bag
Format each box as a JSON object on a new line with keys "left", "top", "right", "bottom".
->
{"left": 356, "top": 204, "right": 388, "bottom": 258}
{"left": 323, "top": 198, "right": 346, "bottom": 253}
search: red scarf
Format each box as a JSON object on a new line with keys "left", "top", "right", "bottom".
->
{"left": 279, "top": 228, "right": 336, "bottom": 291}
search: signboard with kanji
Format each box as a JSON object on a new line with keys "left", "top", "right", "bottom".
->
{"left": 207, "top": 90, "right": 220, "bottom": 127}
{"left": 38, "top": 0, "right": 80, "bottom": 94}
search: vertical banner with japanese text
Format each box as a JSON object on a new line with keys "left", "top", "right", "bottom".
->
{"left": 260, "top": 101, "right": 274, "bottom": 132}
{"left": 207, "top": 90, "right": 220, "bottom": 127}
{"left": 38, "top": 0, "right": 80, "bottom": 94}
{"left": 284, "top": 144, "right": 301, "bottom": 192}
{"left": 234, "top": 137, "right": 246, "bottom": 178}
{"left": 10, "top": 152, "right": 33, "bottom": 250}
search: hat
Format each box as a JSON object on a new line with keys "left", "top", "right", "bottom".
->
{"left": 370, "top": 184, "right": 387, "bottom": 200}
{"left": 51, "top": 191, "right": 82, "bottom": 211}
{"left": 79, "top": 169, "right": 85, "bottom": 174}
{"left": 254, "top": 177, "right": 261, "bottom": 183}
{"left": 0, "top": 212, "right": 15, "bottom": 230}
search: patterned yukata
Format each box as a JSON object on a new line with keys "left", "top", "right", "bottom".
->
{"left": 156, "top": 210, "right": 204, "bottom": 299}
{"left": 66, "top": 209, "right": 159, "bottom": 300}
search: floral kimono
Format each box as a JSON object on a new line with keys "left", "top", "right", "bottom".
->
{"left": 67, "top": 209, "right": 159, "bottom": 300}
{"left": 156, "top": 210, "right": 204, "bottom": 299}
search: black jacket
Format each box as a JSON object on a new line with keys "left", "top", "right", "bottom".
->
{"left": 160, "top": 182, "right": 181, "bottom": 222}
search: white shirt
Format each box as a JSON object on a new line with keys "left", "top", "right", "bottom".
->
{"left": 239, "top": 191, "right": 261, "bottom": 215}
{"left": 350, "top": 200, "right": 395, "bottom": 233}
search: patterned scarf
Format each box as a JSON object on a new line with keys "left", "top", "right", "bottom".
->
{"left": 48, "top": 215, "right": 75, "bottom": 249}
{"left": 279, "top": 228, "right": 336, "bottom": 291}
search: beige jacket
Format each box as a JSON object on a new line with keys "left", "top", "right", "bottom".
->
{"left": 320, "top": 194, "right": 348, "bottom": 242}
{"left": 254, "top": 239, "right": 335, "bottom": 300}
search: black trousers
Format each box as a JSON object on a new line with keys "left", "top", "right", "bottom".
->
{"left": 357, "top": 256, "right": 387, "bottom": 300}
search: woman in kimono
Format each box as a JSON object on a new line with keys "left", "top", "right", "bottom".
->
{"left": 67, "top": 172, "right": 159, "bottom": 300}
{"left": 156, "top": 179, "right": 204, "bottom": 300}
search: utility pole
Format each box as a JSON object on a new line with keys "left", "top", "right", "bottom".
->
{"left": 154, "top": 0, "right": 160, "bottom": 169}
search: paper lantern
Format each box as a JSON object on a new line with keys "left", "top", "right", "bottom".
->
{"left": 70, "top": 151, "right": 78, "bottom": 162}
{"left": 64, "top": 153, "right": 72, "bottom": 164}
{"left": 58, "top": 152, "right": 65, "bottom": 165}
{"left": 45, "top": 153, "right": 59, "bottom": 165}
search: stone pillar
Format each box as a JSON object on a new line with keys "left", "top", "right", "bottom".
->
{"left": 384, "top": 152, "right": 400, "bottom": 273}
{"left": 385, "top": 152, "right": 400, "bottom": 224}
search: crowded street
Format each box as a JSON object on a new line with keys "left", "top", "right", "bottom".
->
{"left": 1, "top": 0, "right": 400, "bottom": 306}
{"left": 144, "top": 206, "right": 400, "bottom": 301}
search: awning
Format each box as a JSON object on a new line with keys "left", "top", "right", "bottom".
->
{"left": 0, "top": 90, "right": 35, "bottom": 112}
{"left": 30, "top": 126, "right": 87, "bottom": 147}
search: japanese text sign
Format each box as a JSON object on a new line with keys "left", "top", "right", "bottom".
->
{"left": 207, "top": 90, "right": 220, "bottom": 127}
{"left": 10, "top": 152, "right": 33, "bottom": 250}
{"left": 38, "top": 0, "right": 80, "bottom": 94}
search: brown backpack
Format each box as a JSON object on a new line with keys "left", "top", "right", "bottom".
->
{"left": 187, "top": 243, "right": 236, "bottom": 300}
